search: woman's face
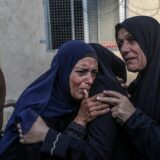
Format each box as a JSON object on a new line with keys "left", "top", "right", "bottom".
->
{"left": 117, "top": 28, "right": 147, "bottom": 72}
{"left": 70, "top": 57, "right": 98, "bottom": 101}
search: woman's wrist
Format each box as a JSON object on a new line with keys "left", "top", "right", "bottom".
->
{"left": 64, "top": 121, "right": 86, "bottom": 139}
{"left": 73, "top": 116, "right": 87, "bottom": 128}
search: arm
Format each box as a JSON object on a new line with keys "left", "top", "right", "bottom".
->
{"left": 98, "top": 90, "right": 160, "bottom": 160}
{"left": 19, "top": 115, "right": 117, "bottom": 160}
{"left": 19, "top": 93, "right": 118, "bottom": 160}
{"left": 44, "top": 93, "right": 117, "bottom": 159}
{"left": 40, "top": 113, "right": 118, "bottom": 160}
{"left": 125, "top": 109, "right": 160, "bottom": 160}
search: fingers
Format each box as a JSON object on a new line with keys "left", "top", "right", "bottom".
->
{"left": 109, "top": 105, "right": 124, "bottom": 125}
{"left": 88, "top": 104, "right": 110, "bottom": 112}
{"left": 87, "top": 108, "right": 110, "bottom": 122}
{"left": 103, "top": 90, "right": 123, "bottom": 98}
{"left": 111, "top": 109, "right": 119, "bottom": 118}
{"left": 17, "top": 123, "right": 25, "bottom": 144}
{"left": 87, "top": 104, "right": 110, "bottom": 122}
{"left": 83, "top": 89, "right": 89, "bottom": 99}
{"left": 96, "top": 96, "right": 119, "bottom": 106}
{"left": 88, "top": 93, "right": 104, "bottom": 102}
{"left": 20, "top": 138, "right": 25, "bottom": 144}
{"left": 17, "top": 123, "right": 22, "bottom": 135}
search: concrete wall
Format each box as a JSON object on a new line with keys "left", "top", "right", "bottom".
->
{"left": 0, "top": 0, "right": 55, "bottom": 101}
{"left": 98, "top": 0, "right": 119, "bottom": 42}
{"left": 127, "top": 0, "right": 160, "bottom": 21}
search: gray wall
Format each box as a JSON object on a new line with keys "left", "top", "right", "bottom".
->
{"left": 87, "top": 0, "right": 119, "bottom": 43}
{"left": 0, "top": 0, "right": 55, "bottom": 101}
{"left": 98, "top": 0, "right": 119, "bottom": 42}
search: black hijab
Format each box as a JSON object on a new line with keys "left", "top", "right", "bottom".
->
{"left": 115, "top": 16, "right": 160, "bottom": 122}
{"left": 89, "top": 43, "right": 127, "bottom": 96}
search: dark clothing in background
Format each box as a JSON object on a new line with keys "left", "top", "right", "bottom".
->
{"left": 116, "top": 16, "right": 160, "bottom": 160}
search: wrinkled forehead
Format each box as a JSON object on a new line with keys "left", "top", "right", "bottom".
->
{"left": 116, "top": 27, "right": 133, "bottom": 40}
{"left": 115, "top": 22, "right": 145, "bottom": 52}
{"left": 74, "top": 56, "right": 98, "bottom": 68}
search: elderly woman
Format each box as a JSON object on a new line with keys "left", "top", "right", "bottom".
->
{"left": 1, "top": 40, "right": 111, "bottom": 160}
{"left": 98, "top": 16, "right": 160, "bottom": 160}
{"left": 13, "top": 43, "right": 129, "bottom": 160}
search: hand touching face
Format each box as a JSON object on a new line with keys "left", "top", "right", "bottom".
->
{"left": 70, "top": 57, "right": 98, "bottom": 101}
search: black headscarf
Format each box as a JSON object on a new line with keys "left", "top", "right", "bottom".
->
{"left": 89, "top": 43, "right": 127, "bottom": 96}
{"left": 115, "top": 16, "right": 160, "bottom": 122}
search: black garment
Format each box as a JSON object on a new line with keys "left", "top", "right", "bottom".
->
{"left": 40, "top": 44, "right": 131, "bottom": 160}
{"left": 41, "top": 114, "right": 134, "bottom": 160}
{"left": 89, "top": 43, "right": 127, "bottom": 83}
{"left": 115, "top": 16, "right": 160, "bottom": 159}
{"left": 0, "top": 114, "right": 74, "bottom": 160}
{"left": 125, "top": 109, "right": 160, "bottom": 160}
{"left": 1, "top": 44, "right": 129, "bottom": 160}
{"left": 1, "top": 113, "right": 132, "bottom": 160}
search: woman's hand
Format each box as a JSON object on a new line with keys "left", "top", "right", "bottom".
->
{"left": 73, "top": 90, "right": 110, "bottom": 127}
{"left": 116, "top": 76, "right": 130, "bottom": 97}
{"left": 97, "top": 90, "right": 136, "bottom": 123}
{"left": 17, "top": 116, "right": 49, "bottom": 144}
{"left": 116, "top": 76, "right": 127, "bottom": 89}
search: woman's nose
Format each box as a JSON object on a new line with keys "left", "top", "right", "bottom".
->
{"left": 120, "top": 42, "right": 131, "bottom": 59}
{"left": 86, "top": 73, "right": 94, "bottom": 85}
{"left": 121, "top": 41, "right": 130, "bottom": 53}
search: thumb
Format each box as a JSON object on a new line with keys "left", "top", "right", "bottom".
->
{"left": 83, "top": 89, "right": 89, "bottom": 99}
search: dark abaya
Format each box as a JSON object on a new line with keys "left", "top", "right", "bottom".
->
{"left": 115, "top": 16, "right": 160, "bottom": 160}
{"left": 39, "top": 44, "right": 131, "bottom": 160}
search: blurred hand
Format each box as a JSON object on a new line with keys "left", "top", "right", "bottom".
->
{"left": 17, "top": 116, "right": 49, "bottom": 144}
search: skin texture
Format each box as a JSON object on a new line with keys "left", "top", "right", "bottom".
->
{"left": 96, "top": 28, "right": 148, "bottom": 123}
{"left": 117, "top": 28, "right": 147, "bottom": 72}
{"left": 97, "top": 90, "right": 136, "bottom": 123}
{"left": 69, "top": 57, "right": 98, "bottom": 101}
